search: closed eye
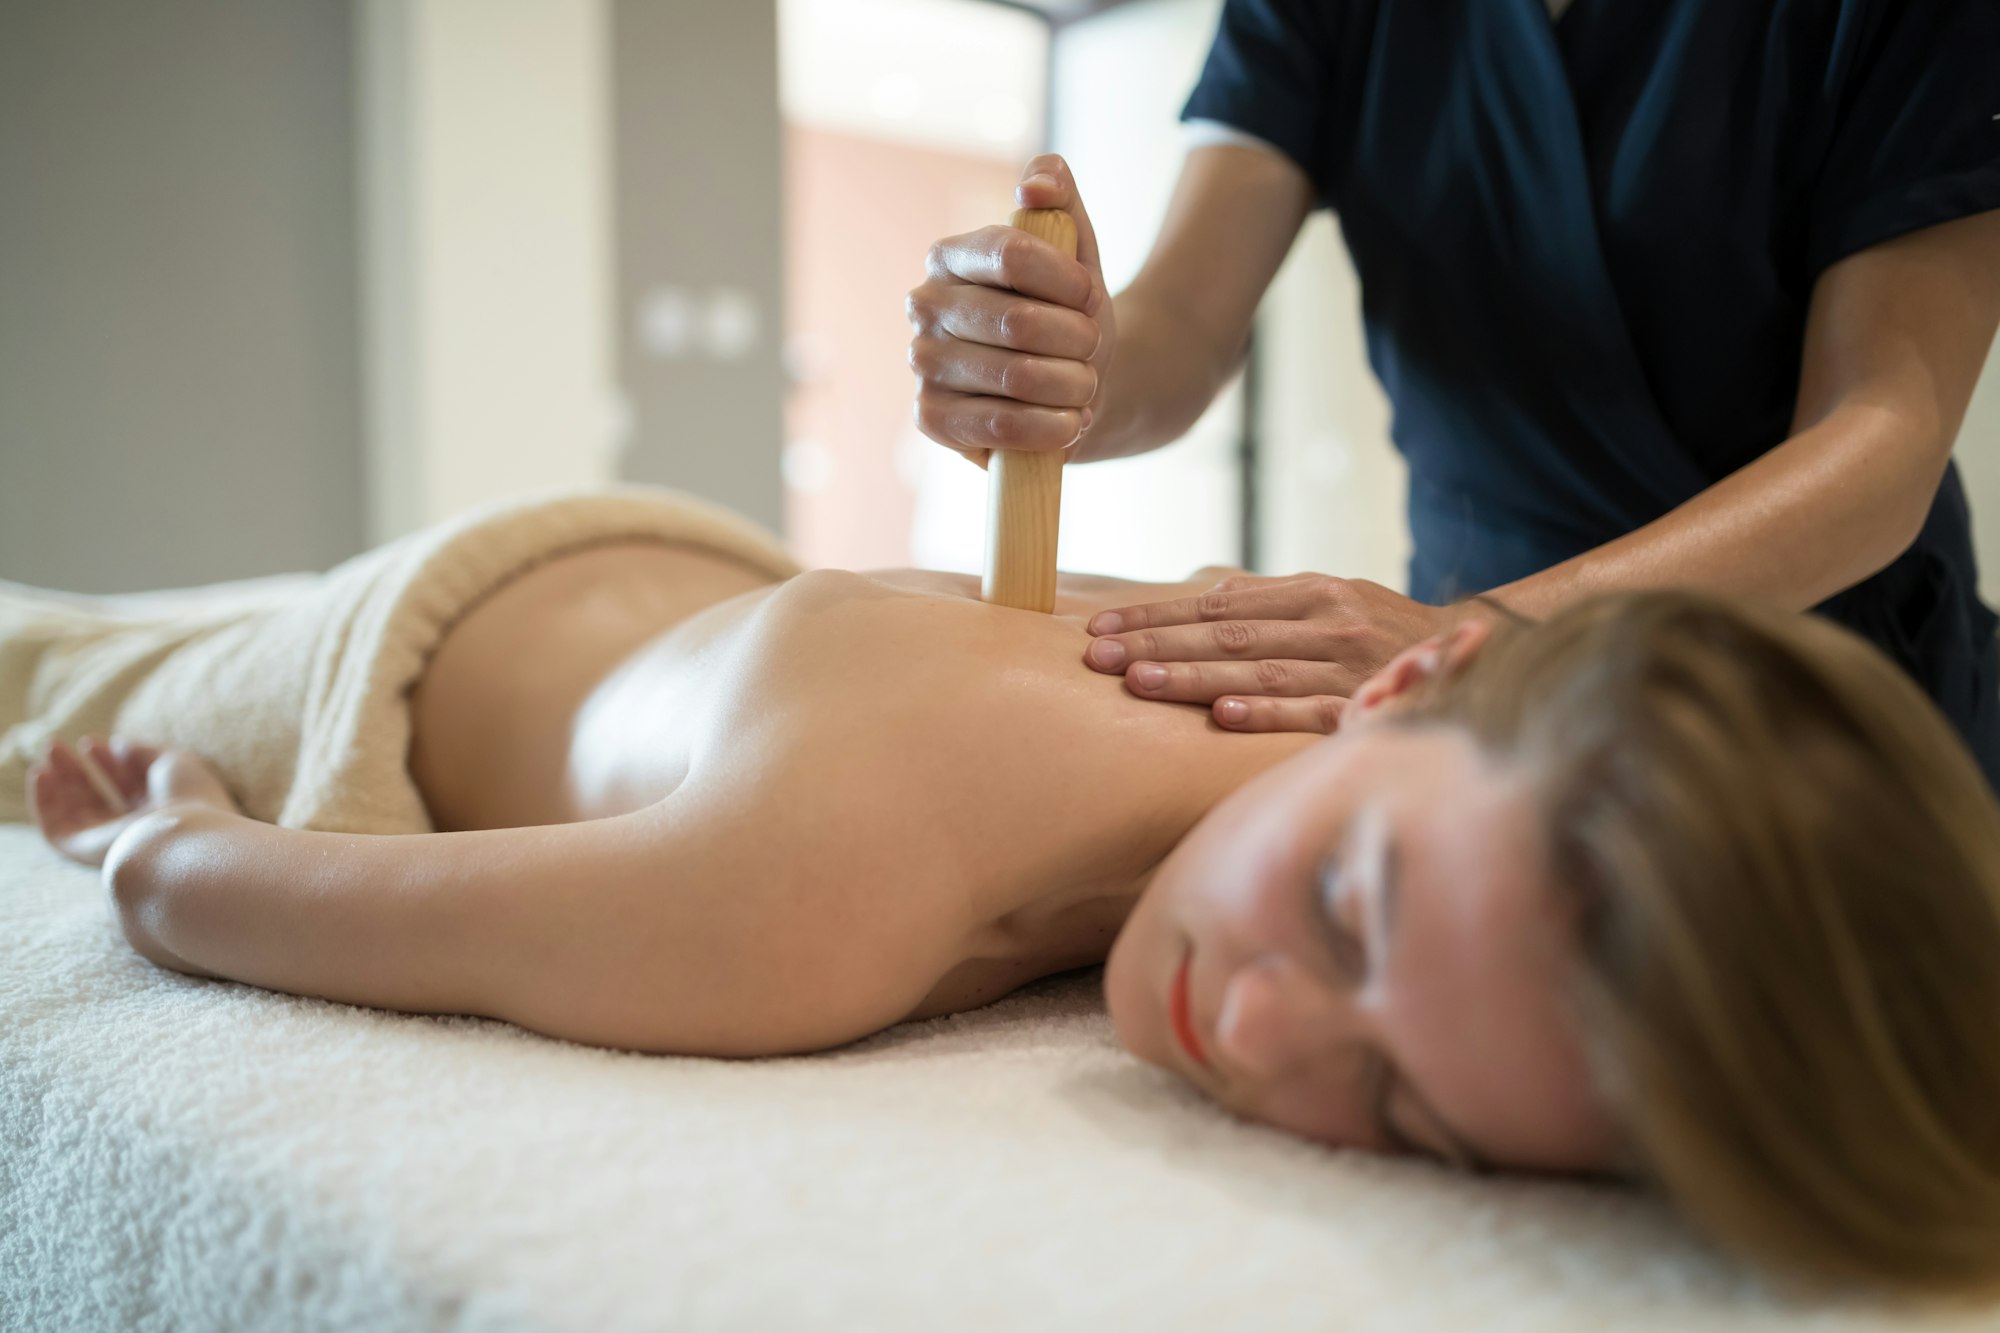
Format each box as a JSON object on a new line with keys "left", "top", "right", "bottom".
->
{"left": 1314, "top": 856, "right": 1367, "bottom": 981}
{"left": 1313, "top": 812, "right": 1472, "bottom": 1167}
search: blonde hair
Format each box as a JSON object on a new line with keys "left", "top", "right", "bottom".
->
{"left": 1410, "top": 590, "right": 2000, "bottom": 1300}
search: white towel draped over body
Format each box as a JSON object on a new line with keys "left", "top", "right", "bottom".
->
{"left": 0, "top": 485, "right": 802, "bottom": 834}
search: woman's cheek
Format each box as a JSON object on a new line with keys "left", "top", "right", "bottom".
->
{"left": 1241, "top": 1065, "right": 1368, "bottom": 1149}
{"left": 1102, "top": 911, "right": 1164, "bottom": 1064}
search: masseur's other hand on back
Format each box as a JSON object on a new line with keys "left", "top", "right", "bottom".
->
{"left": 907, "top": 154, "right": 1114, "bottom": 470}
{"left": 1081, "top": 573, "right": 1460, "bottom": 733}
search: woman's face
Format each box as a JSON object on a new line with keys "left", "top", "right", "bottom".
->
{"left": 1105, "top": 700, "right": 1625, "bottom": 1175}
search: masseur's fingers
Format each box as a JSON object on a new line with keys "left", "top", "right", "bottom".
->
{"left": 1085, "top": 619, "right": 1346, "bottom": 672}
{"left": 1087, "top": 573, "right": 1327, "bottom": 635}
{"left": 922, "top": 222, "right": 1096, "bottom": 308}
{"left": 908, "top": 153, "right": 1114, "bottom": 467}
{"left": 908, "top": 332, "right": 1098, "bottom": 408}
{"left": 914, "top": 394, "right": 1089, "bottom": 465}
{"left": 923, "top": 281, "right": 1102, "bottom": 358}
{"left": 1212, "top": 694, "right": 1349, "bottom": 735}
{"left": 1120, "top": 658, "right": 1363, "bottom": 705}
{"left": 1011, "top": 152, "right": 1108, "bottom": 282}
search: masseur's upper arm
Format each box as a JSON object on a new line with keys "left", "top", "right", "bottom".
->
{"left": 1791, "top": 210, "right": 2000, "bottom": 538}
{"left": 108, "top": 800, "right": 947, "bottom": 1057}
{"left": 1129, "top": 143, "right": 1317, "bottom": 377}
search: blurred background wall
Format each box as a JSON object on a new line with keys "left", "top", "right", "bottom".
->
{"left": 1, "top": 0, "right": 1996, "bottom": 602}
{"left": 358, "top": 0, "right": 615, "bottom": 545}
{"left": 0, "top": 0, "right": 364, "bottom": 589}
{"left": 616, "top": 0, "right": 785, "bottom": 534}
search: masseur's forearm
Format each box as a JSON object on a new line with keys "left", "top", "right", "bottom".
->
{"left": 1073, "top": 144, "right": 1316, "bottom": 464}
{"left": 1487, "top": 402, "right": 1954, "bottom": 618}
{"left": 1489, "top": 210, "right": 2000, "bottom": 619}
{"left": 1075, "top": 284, "right": 1246, "bottom": 463}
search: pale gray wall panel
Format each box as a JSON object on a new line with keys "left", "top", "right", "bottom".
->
{"left": 611, "top": 0, "right": 785, "bottom": 533}
{"left": 0, "top": 0, "right": 363, "bottom": 591}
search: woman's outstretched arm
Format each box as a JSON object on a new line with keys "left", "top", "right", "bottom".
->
{"left": 74, "top": 751, "right": 947, "bottom": 1057}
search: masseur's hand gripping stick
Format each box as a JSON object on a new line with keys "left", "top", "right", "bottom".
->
{"left": 981, "top": 208, "right": 1078, "bottom": 613}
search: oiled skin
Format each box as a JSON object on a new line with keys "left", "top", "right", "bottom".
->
{"left": 114, "top": 543, "right": 1317, "bottom": 1051}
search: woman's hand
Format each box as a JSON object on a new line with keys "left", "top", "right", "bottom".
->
{"left": 906, "top": 154, "right": 1114, "bottom": 469}
{"left": 1081, "top": 574, "right": 1455, "bottom": 732}
{"left": 27, "top": 736, "right": 241, "bottom": 868}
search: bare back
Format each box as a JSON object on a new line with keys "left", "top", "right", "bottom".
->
{"left": 408, "top": 543, "right": 1317, "bottom": 1023}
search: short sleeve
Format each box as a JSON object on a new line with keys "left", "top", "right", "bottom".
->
{"left": 1179, "top": 0, "right": 1344, "bottom": 205}
{"left": 1806, "top": 0, "right": 2000, "bottom": 275}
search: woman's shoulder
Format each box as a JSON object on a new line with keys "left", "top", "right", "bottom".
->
{"left": 711, "top": 563, "right": 1304, "bottom": 903}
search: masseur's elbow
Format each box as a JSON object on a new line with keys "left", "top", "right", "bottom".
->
{"left": 1821, "top": 403, "right": 1958, "bottom": 591}
{"left": 1879, "top": 431, "right": 1958, "bottom": 571}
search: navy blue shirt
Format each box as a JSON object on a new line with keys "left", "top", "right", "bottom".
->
{"left": 1183, "top": 0, "right": 2000, "bottom": 785}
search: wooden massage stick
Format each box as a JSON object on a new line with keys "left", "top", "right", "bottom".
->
{"left": 981, "top": 207, "right": 1078, "bottom": 613}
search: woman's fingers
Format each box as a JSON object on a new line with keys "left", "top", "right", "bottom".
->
{"left": 1121, "top": 658, "right": 1361, "bottom": 704}
{"left": 29, "top": 758, "right": 55, "bottom": 809}
{"left": 119, "top": 741, "right": 162, "bottom": 793}
{"left": 43, "top": 739, "right": 108, "bottom": 814}
{"left": 1212, "top": 694, "right": 1349, "bottom": 735}
{"left": 27, "top": 754, "right": 70, "bottom": 829}
{"left": 77, "top": 737, "right": 133, "bottom": 812}
{"left": 30, "top": 738, "right": 128, "bottom": 863}
{"left": 37, "top": 735, "right": 165, "bottom": 824}
{"left": 147, "top": 749, "right": 237, "bottom": 808}
{"left": 30, "top": 736, "right": 230, "bottom": 867}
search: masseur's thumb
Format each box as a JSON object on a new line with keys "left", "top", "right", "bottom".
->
{"left": 1014, "top": 154, "right": 1107, "bottom": 316}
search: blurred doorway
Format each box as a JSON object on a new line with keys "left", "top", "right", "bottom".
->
{"left": 781, "top": 0, "right": 1251, "bottom": 581}
{"left": 779, "top": 0, "right": 1049, "bottom": 571}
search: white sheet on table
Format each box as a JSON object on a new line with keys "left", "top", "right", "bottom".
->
{"left": 0, "top": 822, "right": 1977, "bottom": 1332}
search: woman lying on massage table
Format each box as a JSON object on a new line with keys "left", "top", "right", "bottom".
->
{"left": 25, "top": 544, "right": 2000, "bottom": 1299}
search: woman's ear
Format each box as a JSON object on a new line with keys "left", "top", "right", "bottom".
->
{"left": 1348, "top": 616, "right": 1498, "bottom": 719}
{"left": 1439, "top": 614, "right": 1496, "bottom": 670}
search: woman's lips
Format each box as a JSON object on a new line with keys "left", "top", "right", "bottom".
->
{"left": 1170, "top": 947, "right": 1210, "bottom": 1067}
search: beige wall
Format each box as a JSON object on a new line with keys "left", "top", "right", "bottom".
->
{"left": 1255, "top": 214, "right": 1410, "bottom": 591}
{"left": 362, "top": 0, "right": 787, "bottom": 543}
{"left": 782, "top": 127, "right": 1021, "bottom": 569}
{"left": 358, "top": 0, "right": 615, "bottom": 543}
{"left": 0, "top": 0, "right": 363, "bottom": 591}
{"left": 1048, "top": 0, "right": 1245, "bottom": 582}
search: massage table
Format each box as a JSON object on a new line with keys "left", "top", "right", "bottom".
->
{"left": 3, "top": 819, "right": 1986, "bottom": 1332}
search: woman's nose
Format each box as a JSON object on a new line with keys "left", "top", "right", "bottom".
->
{"left": 1211, "top": 952, "right": 1367, "bottom": 1082}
